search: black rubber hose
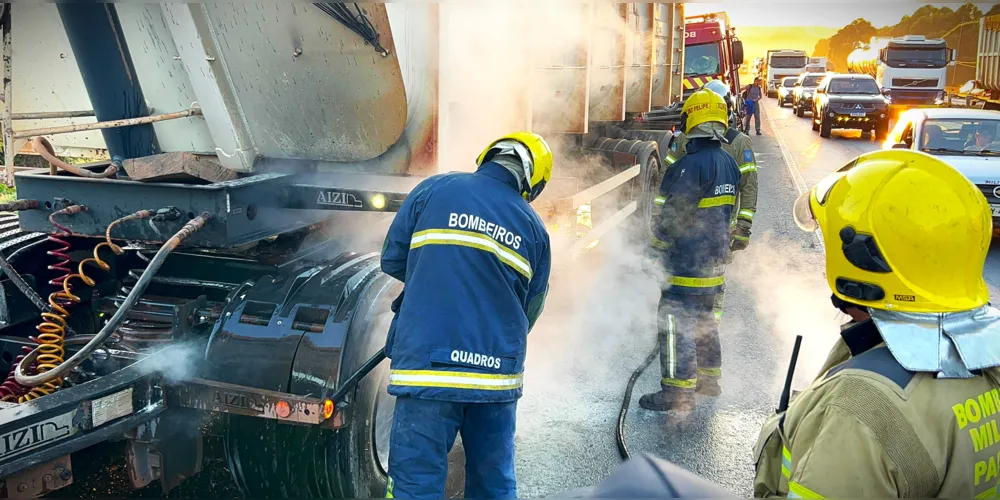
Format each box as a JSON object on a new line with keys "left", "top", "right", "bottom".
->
{"left": 330, "top": 347, "right": 386, "bottom": 404}
{"left": 0, "top": 247, "right": 83, "bottom": 340}
{"left": 15, "top": 213, "right": 211, "bottom": 386}
{"left": 617, "top": 341, "right": 659, "bottom": 461}
{"left": 8, "top": 238, "right": 52, "bottom": 264}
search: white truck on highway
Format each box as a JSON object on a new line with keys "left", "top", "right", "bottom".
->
{"left": 764, "top": 49, "right": 808, "bottom": 97}
{"left": 805, "top": 56, "right": 828, "bottom": 73}
{"left": 847, "top": 35, "right": 955, "bottom": 111}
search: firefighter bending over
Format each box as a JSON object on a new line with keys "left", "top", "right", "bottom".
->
{"left": 641, "top": 89, "right": 740, "bottom": 413}
{"left": 663, "top": 79, "right": 759, "bottom": 397}
{"left": 755, "top": 149, "right": 1000, "bottom": 497}
{"left": 380, "top": 133, "right": 553, "bottom": 499}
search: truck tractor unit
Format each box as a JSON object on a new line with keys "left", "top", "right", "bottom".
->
{"left": 0, "top": 3, "right": 686, "bottom": 497}
{"left": 765, "top": 49, "right": 809, "bottom": 98}
{"left": 804, "top": 56, "right": 829, "bottom": 74}
{"left": 951, "top": 15, "right": 1000, "bottom": 111}
{"left": 681, "top": 12, "right": 745, "bottom": 101}
{"left": 847, "top": 35, "right": 955, "bottom": 112}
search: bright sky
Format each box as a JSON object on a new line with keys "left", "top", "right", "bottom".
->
{"left": 685, "top": 1, "right": 998, "bottom": 27}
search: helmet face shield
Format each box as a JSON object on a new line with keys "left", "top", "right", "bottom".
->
{"left": 793, "top": 191, "right": 818, "bottom": 232}
{"left": 793, "top": 170, "right": 846, "bottom": 232}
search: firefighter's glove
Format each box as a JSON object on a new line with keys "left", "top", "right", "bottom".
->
{"left": 730, "top": 227, "right": 751, "bottom": 252}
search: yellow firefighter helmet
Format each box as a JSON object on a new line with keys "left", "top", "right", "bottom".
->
{"left": 476, "top": 132, "right": 553, "bottom": 203}
{"left": 681, "top": 89, "right": 729, "bottom": 136}
{"left": 793, "top": 149, "right": 991, "bottom": 313}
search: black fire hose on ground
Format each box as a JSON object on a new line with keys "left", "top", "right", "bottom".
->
{"left": 617, "top": 340, "right": 659, "bottom": 461}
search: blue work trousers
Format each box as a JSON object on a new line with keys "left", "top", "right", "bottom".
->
{"left": 386, "top": 397, "right": 517, "bottom": 499}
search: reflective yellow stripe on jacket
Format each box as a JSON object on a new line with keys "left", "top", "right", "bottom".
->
{"left": 698, "top": 195, "right": 735, "bottom": 208}
{"left": 738, "top": 208, "right": 755, "bottom": 221}
{"left": 389, "top": 369, "right": 523, "bottom": 391}
{"left": 669, "top": 275, "right": 724, "bottom": 288}
{"left": 410, "top": 229, "right": 532, "bottom": 279}
{"left": 739, "top": 162, "right": 757, "bottom": 173}
{"left": 649, "top": 196, "right": 670, "bottom": 249}
{"left": 782, "top": 445, "right": 824, "bottom": 498}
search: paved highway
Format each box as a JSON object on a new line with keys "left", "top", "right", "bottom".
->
{"left": 61, "top": 99, "right": 1000, "bottom": 498}
{"left": 515, "top": 97, "right": 1000, "bottom": 496}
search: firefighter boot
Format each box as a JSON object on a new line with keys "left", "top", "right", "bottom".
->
{"left": 638, "top": 387, "right": 695, "bottom": 413}
{"left": 696, "top": 376, "right": 722, "bottom": 397}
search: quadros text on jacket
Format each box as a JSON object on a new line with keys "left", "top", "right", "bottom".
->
{"left": 380, "top": 162, "right": 552, "bottom": 403}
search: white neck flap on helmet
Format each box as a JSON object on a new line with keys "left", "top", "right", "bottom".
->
{"left": 487, "top": 140, "right": 534, "bottom": 193}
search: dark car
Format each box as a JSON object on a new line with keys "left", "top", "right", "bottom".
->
{"left": 792, "top": 72, "right": 828, "bottom": 118}
{"left": 811, "top": 74, "right": 890, "bottom": 140}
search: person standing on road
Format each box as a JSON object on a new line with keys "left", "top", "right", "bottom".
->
{"left": 743, "top": 77, "right": 763, "bottom": 136}
{"left": 380, "top": 132, "right": 553, "bottom": 499}
{"left": 640, "top": 89, "right": 740, "bottom": 413}
{"left": 754, "top": 149, "right": 1000, "bottom": 498}
{"left": 661, "top": 79, "right": 758, "bottom": 397}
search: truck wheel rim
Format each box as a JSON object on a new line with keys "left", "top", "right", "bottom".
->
{"left": 373, "top": 381, "right": 397, "bottom": 474}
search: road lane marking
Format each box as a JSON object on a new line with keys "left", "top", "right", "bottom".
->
{"left": 762, "top": 104, "right": 824, "bottom": 248}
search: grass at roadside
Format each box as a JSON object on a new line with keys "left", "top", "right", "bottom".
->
{"left": 0, "top": 183, "right": 14, "bottom": 203}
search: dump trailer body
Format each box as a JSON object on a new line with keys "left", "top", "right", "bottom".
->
{"left": 973, "top": 15, "right": 1000, "bottom": 108}
{"left": 0, "top": 3, "right": 686, "bottom": 498}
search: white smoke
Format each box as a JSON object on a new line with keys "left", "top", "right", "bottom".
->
{"left": 728, "top": 232, "right": 845, "bottom": 391}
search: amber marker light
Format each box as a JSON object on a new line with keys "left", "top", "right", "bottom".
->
{"left": 275, "top": 400, "right": 292, "bottom": 419}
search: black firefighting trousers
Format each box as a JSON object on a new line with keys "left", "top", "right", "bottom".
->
{"left": 657, "top": 292, "right": 722, "bottom": 389}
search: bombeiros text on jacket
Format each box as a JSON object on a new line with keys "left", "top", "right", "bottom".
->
{"left": 715, "top": 183, "right": 736, "bottom": 195}
{"left": 448, "top": 212, "right": 523, "bottom": 250}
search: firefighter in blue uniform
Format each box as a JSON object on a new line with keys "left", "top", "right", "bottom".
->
{"left": 380, "top": 132, "right": 553, "bottom": 499}
{"left": 640, "top": 89, "right": 741, "bottom": 413}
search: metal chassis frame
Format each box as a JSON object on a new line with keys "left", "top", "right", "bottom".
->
{"left": 12, "top": 168, "right": 412, "bottom": 248}
{"left": 0, "top": 345, "right": 338, "bottom": 480}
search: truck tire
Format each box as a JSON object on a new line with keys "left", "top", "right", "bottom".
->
{"left": 796, "top": 105, "right": 805, "bottom": 118}
{"left": 320, "top": 286, "right": 468, "bottom": 499}
{"left": 819, "top": 118, "right": 832, "bottom": 138}
{"left": 222, "top": 271, "right": 466, "bottom": 498}
{"left": 777, "top": 98, "right": 784, "bottom": 108}
{"left": 811, "top": 115, "right": 820, "bottom": 131}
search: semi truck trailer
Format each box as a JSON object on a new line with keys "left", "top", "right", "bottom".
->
{"left": 0, "top": 3, "right": 685, "bottom": 497}
{"left": 951, "top": 14, "right": 1000, "bottom": 110}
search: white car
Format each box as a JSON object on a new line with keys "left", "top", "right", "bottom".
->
{"left": 776, "top": 77, "right": 797, "bottom": 108}
{"left": 885, "top": 107, "right": 1000, "bottom": 230}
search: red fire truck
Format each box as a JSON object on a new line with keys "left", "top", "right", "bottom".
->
{"left": 683, "top": 12, "right": 745, "bottom": 102}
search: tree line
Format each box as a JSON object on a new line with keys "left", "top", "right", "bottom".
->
{"left": 813, "top": 3, "right": 1000, "bottom": 87}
